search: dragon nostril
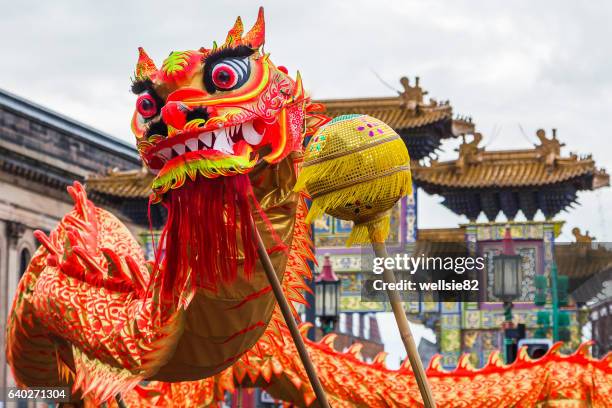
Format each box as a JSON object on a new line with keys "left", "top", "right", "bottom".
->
{"left": 185, "top": 106, "right": 211, "bottom": 123}
{"left": 161, "top": 102, "right": 189, "bottom": 131}
{"left": 145, "top": 120, "right": 169, "bottom": 139}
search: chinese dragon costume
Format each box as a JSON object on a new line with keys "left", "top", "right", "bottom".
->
{"left": 6, "top": 7, "right": 611, "bottom": 408}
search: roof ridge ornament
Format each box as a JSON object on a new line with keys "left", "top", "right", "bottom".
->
{"left": 572, "top": 227, "right": 595, "bottom": 243}
{"left": 535, "top": 128, "right": 564, "bottom": 167}
{"left": 455, "top": 132, "right": 484, "bottom": 172}
{"left": 399, "top": 76, "right": 427, "bottom": 108}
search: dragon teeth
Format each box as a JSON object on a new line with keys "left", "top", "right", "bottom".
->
{"left": 199, "top": 132, "right": 213, "bottom": 148}
{"left": 158, "top": 147, "right": 172, "bottom": 160}
{"left": 185, "top": 138, "right": 198, "bottom": 152}
{"left": 185, "top": 139, "right": 198, "bottom": 152}
{"left": 213, "top": 129, "right": 234, "bottom": 154}
{"left": 242, "top": 121, "right": 264, "bottom": 145}
{"left": 173, "top": 144, "right": 185, "bottom": 155}
{"left": 154, "top": 120, "right": 264, "bottom": 160}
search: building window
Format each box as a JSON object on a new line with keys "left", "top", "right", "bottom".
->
{"left": 364, "top": 314, "right": 371, "bottom": 340}
{"left": 339, "top": 313, "right": 346, "bottom": 333}
{"left": 352, "top": 313, "right": 360, "bottom": 338}
{"left": 19, "top": 248, "right": 31, "bottom": 277}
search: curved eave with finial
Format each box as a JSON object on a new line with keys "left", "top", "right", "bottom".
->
{"left": 86, "top": 169, "right": 167, "bottom": 227}
{"left": 315, "top": 76, "right": 474, "bottom": 160}
{"left": 413, "top": 129, "right": 610, "bottom": 221}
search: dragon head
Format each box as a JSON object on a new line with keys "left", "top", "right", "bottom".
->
{"left": 128, "top": 7, "right": 328, "bottom": 295}
{"left": 131, "top": 7, "right": 306, "bottom": 197}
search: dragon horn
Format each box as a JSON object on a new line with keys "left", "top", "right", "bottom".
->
{"left": 243, "top": 7, "right": 265, "bottom": 49}
{"left": 293, "top": 71, "right": 304, "bottom": 98}
{"left": 225, "top": 16, "right": 244, "bottom": 46}
{"left": 135, "top": 47, "right": 157, "bottom": 80}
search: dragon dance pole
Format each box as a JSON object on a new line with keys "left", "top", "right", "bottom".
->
{"left": 253, "top": 224, "right": 331, "bottom": 408}
{"left": 293, "top": 114, "right": 437, "bottom": 408}
{"left": 115, "top": 393, "right": 128, "bottom": 408}
{"left": 372, "top": 241, "right": 436, "bottom": 408}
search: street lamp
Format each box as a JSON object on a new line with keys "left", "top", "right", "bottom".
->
{"left": 493, "top": 228, "right": 522, "bottom": 306}
{"left": 493, "top": 227, "right": 522, "bottom": 363}
{"left": 315, "top": 254, "right": 340, "bottom": 334}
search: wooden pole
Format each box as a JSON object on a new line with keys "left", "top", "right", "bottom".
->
{"left": 253, "top": 224, "right": 331, "bottom": 408}
{"left": 115, "top": 393, "right": 128, "bottom": 408}
{"left": 372, "top": 242, "right": 436, "bottom": 408}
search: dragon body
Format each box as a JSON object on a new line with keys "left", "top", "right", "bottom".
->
{"left": 6, "top": 7, "right": 611, "bottom": 407}
{"left": 127, "top": 336, "right": 612, "bottom": 407}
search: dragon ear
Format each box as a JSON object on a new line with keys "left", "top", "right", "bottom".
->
{"left": 225, "top": 16, "right": 244, "bottom": 46}
{"left": 135, "top": 47, "right": 157, "bottom": 80}
{"left": 243, "top": 7, "right": 265, "bottom": 49}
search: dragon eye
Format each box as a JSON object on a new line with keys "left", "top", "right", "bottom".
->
{"left": 136, "top": 94, "right": 158, "bottom": 118}
{"left": 209, "top": 57, "right": 250, "bottom": 91}
{"left": 212, "top": 64, "right": 238, "bottom": 89}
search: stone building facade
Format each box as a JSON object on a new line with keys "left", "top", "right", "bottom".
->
{"left": 0, "top": 88, "right": 141, "bottom": 390}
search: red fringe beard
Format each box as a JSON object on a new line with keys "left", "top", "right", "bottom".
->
{"left": 153, "top": 174, "right": 258, "bottom": 296}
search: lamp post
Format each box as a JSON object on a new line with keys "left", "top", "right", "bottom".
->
{"left": 493, "top": 227, "right": 522, "bottom": 363}
{"left": 315, "top": 254, "right": 340, "bottom": 335}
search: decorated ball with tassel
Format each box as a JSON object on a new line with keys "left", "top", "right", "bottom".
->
{"left": 294, "top": 114, "right": 412, "bottom": 246}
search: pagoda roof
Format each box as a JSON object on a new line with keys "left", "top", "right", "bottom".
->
{"left": 315, "top": 76, "right": 474, "bottom": 160}
{"left": 417, "top": 227, "right": 466, "bottom": 242}
{"left": 87, "top": 167, "right": 153, "bottom": 199}
{"left": 555, "top": 228, "right": 612, "bottom": 297}
{"left": 413, "top": 130, "right": 609, "bottom": 189}
{"left": 413, "top": 228, "right": 470, "bottom": 266}
{"left": 86, "top": 167, "right": 171, "bottom": 227}
{"left": 556, "top": 243, "right": 612, "bottom": 281}
{"left": 413, "top": 129, "right": 609, "bottom": 221}
{"left": 318, "top": 95, "right": 453, "bottom": 130}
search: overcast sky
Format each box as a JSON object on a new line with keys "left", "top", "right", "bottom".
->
{"left": 2, "top": 0, "right": 611, "bottom": 368}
